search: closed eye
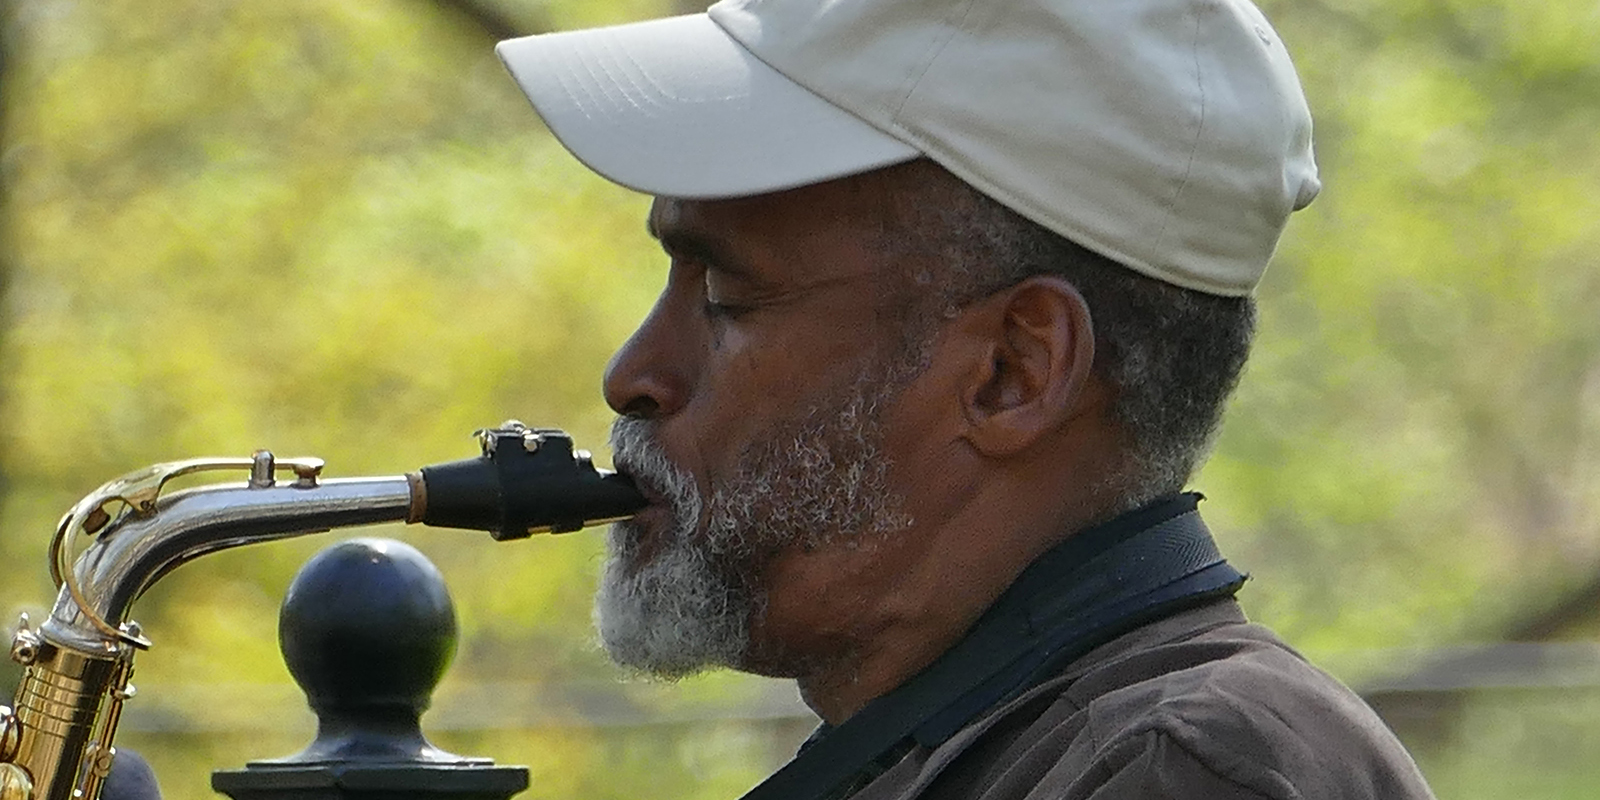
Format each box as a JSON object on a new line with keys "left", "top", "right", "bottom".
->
{"left": 702, "top": 299, "right": 752, "bottom": 320}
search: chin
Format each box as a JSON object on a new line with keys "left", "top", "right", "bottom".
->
{"left": 594, "top": 519, "right": 753, "bottom": 677}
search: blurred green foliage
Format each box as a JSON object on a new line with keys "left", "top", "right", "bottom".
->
{"left": 0, "top": 0, "right": 1597, "bottom": 799}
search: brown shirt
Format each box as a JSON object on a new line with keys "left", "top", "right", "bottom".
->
{"left": 848, "top": 599, "right": 1436, "bottom": 800}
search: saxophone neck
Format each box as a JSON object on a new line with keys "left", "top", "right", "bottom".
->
{"left": 43, "top": 453, "right": 417, "bottom": 656}
{"left": 41, "top": 421, "right": 644, "bottom": 655}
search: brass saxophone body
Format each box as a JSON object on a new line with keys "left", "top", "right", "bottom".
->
{"left": 0, "top": 423, "right": 644, "bottom": 800}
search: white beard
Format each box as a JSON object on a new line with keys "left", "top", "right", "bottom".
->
{"left": 595, "top": 374, "right": 913, "bottom": 678}
{"left": 594, "top": 422, "right": 747, "bottom": 676}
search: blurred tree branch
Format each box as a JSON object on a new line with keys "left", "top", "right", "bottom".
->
{"left": 421, "top": 0, "right": 549, "bottom": 41}
{"left": 1503, "top": 564, "right": 1600, "bottom": 642}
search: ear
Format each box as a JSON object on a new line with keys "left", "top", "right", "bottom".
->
{"left": 958, "top": 277, "right": 1096, "bottom": 456}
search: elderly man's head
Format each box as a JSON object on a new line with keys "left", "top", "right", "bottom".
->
{"left": 498, "top": 0, "right": 1316, "bottom": 710}
{"left": 595, "top": 160, "right": 1254, "bottom": 679}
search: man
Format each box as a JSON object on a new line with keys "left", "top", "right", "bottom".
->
{"left": 498, "top": 0, "right": 1437, "bottom": 798}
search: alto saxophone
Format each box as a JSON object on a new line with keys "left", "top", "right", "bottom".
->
{"left": 0, "top": 422, "right": 644, "bottom": 800}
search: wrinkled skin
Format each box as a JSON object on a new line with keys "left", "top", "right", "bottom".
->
{"left": 597, "top": 163, "right": 1117, "bottom": 722}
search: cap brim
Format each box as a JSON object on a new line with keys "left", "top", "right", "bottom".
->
{"left": 495, "top": 14, "right": 920, "bottom": 199}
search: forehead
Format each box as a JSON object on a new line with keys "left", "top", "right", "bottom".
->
{"left": 647, "top": 169, "right": 914, "bottom": 281}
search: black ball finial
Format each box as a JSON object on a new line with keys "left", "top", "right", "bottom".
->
{"left": 213, "top": 538, "right": 528, "bottom": 800}
{"left": 275, "top": 538, "right": 474, "bottom": 765}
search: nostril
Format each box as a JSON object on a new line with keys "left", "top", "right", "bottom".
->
{"left": 620, "top": 397, "right": 661, "bottom": 418}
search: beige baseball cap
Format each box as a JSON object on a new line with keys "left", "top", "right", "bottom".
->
{"left": 496, "top": 0, "right": 1320, "bottom": 296}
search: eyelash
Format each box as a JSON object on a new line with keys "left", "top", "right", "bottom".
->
{"left": 702, "top": 300, "right": 749, "bottom": 320}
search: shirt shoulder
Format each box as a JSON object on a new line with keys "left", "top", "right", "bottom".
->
{"left": 886, "top": 601, "right": 1435, "bottom": 800}
{"left": 1065, "top": 607, "right": 1436, "bottom": 800}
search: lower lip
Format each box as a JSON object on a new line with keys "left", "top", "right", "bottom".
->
{"left": 625, "top": 501, "right": 671, "bottom": 530}
{"left": 615, "top": 503, "right": 673, "bottom": 568}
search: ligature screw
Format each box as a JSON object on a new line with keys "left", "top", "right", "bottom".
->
{"left": 475, "top": 420, "right": 542, "bottom": 456}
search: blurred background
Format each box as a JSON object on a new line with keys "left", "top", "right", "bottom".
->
{"left": 0, "top": 0, "right": 1597, "bottom": 798}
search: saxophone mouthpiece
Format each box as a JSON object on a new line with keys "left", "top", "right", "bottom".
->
{"left": 411, "top": 421, "right": 647, "bottom": 540}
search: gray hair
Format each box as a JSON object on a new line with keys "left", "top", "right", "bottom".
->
{"left": 877, "top": 162, "right": 1256, "bottom": 507}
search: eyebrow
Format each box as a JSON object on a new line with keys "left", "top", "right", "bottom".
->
{"left": 647, "top": 219, "right": 762, "bottom": 281}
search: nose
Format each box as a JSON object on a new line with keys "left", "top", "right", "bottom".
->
{"left": 603, "top": 291, "right": 694, "bottom": 419}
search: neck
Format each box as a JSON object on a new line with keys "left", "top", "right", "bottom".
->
{"left": 772, "top": 481, "right": 1124, "bottom": 724}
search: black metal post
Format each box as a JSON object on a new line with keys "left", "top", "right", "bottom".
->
{"left": 212, "top": 538, "right": 528, "bottom": 800}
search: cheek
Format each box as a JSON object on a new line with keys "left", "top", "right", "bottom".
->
{"left": 685, "top": 329, "right": 863, "bottom": 451}
{"left": 652, "top": 343, "right": 799, "bottom": 491}
{"left": 744, "top": 545, "right": 893, "bottom": 665}
{"left": 875, "top": 350, "right": 973, "bottom": 508}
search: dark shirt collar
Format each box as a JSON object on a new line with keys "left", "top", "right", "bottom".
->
{"left": 748, "top": 493, "right": 1245, "bottom": 800}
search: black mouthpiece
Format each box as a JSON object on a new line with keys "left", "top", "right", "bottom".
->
{"left": 415, "top": 423, "right": 646, "bottom": 540}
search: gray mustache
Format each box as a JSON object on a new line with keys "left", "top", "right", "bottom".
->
{"left": 608, "top": 416, "right": 704, "bottom": 535}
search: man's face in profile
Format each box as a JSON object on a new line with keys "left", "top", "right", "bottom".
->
{"left": 594, "top": 174, "right": 935, "bottom": 679}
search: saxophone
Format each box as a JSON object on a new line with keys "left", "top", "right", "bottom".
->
{"left": 0, "top": 422, "right": 644, "bottom": 800}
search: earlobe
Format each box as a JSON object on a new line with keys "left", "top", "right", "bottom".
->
{"left": 961, "top": 278, "right": 1095, "bottom": 456}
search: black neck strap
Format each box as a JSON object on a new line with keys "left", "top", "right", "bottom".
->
{"left": 741, "top": 494, "right": 1246, "bottom": 800}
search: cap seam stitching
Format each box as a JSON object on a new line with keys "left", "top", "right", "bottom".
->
{"left": 707, "top": 7, "right": 916, "bottom": 142}
{"left": 1152, "top": 0, "right": 1209, "bottom": 254}
{"left": 886, "top": 0, "right": 985, "bottom": 120}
